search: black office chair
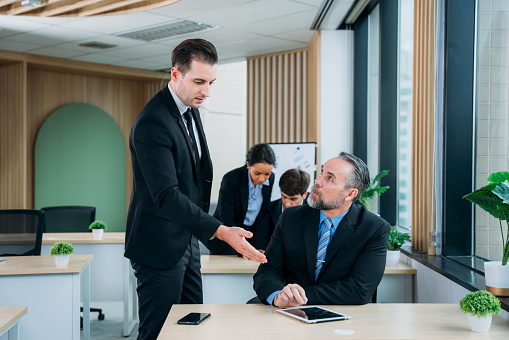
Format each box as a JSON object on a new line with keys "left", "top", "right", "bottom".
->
{"left": 0, "top": 209, "right": 45, "bottom": 257}
{"left": 40, "top": 205, "right": 105, "bottom": 327}
{"left": 41, "top": 206, "right": 96, "bottom": 233}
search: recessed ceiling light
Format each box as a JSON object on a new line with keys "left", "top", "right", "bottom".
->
{"left": 115, "top": 20, "right": 218, "bottom": 42}
{"left": 79, "top": 42, "right": 118, "bottom": 49}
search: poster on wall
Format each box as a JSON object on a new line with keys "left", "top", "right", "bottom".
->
{"left": 268, "top": 142, "right": 317, "bottom": 201}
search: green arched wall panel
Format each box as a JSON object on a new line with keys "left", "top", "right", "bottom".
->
{"left": 35, "top": 103, "right": 126, "bottom": 231}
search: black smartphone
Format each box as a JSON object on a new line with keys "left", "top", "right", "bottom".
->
{"left": 177, "top": 312, "right": 211, "bottom": 325}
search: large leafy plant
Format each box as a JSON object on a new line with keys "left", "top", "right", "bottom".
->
{"left": 358, "top": 169, "right": 390, "bottom": 211}
{"left": 463, "top": 171, "right": 509, "bottom": 266}
{"left": 387, "top": 226, "right": 411, "bottom": 251}
{"left": 459, "top": 290, "right": 501, "bottom": 317}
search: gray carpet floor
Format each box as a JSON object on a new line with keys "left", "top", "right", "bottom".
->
{"left": 82, "top": 301, "right": 138, "bottom": 340}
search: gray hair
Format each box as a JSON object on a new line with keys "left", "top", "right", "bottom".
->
{"left": 338, "top": 151, "right": 370, "bottom": 201}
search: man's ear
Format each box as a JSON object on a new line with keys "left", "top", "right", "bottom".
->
{"left": 302, "top": 192, "right": 308, "bottom": 199}
{"left": 345, "top": 188, "right": 358, "bottom": 202}
{"left": 170, "top": 66, "right": 180, "bottom": 82}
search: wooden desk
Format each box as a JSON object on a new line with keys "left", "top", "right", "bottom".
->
{"left": 200, "top": 255, "right": 417, "bottom": 304}
{"left": 160, "top": 303, "right": 509, "bottom": 339}
{"left": 0, "top": 255, "right": 91, "bottom": 340}
{"left": 0, "top": 306, "right": 27, "bottom": 340}
{"left": 42, "top": 232, "right": 137, "bottom": 337}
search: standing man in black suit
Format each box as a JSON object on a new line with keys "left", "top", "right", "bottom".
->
{"left": 269, "top": 169, "right": 310, "bottom": 228}
{"left": 254, "top": 152, "right": 390, "bottom": 307}
{"left": 125, "top": 39, "right": 266, "bottom": 340}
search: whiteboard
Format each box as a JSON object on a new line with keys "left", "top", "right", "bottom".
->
{"left": 268, "top": 143, "right": 317, "bottom": 200}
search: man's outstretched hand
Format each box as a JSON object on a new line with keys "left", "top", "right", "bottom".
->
{"left": 214, "top": 225, "right": 267, "bottom": 263}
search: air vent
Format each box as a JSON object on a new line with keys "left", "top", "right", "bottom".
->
{"left": 115, "top": 20, "right": 217, "bottom": 42}
{"left": 79, "top": 42, "right": 118, "bottom": 49}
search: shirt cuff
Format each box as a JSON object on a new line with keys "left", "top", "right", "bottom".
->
{"left": 267, "top": 290, "right": 281, "bottom": 306}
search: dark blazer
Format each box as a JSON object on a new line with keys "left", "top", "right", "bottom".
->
{"left": 268, "top": 194, "right": 309, "bottom": 228}
{"left": 124, "top": 86, "right": 221, "bottom": 270}
{"left": 254, "top": 203, "right": 390, "bottom": 305}
{"left": 206, "top": 165, "right": 275, "bottom": 254}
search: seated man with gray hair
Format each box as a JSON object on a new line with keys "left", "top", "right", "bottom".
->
{"left": 254, "top": 152, "right": 390, "bottom": 307}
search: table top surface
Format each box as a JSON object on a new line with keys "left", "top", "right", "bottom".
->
{"left": 200, "top": 255, "right": 417, "bottom": 274}
{"left": 160, "top": 303, "right": 509, "bottom": 339}
{"left": 0, "top": 254, "right": 93, "bottom": 275}
{"left": 0, "top": 306, "right": 27, "bottom": 335}
{"left": 43, "top": 232, "right": 125, "bottom": 244}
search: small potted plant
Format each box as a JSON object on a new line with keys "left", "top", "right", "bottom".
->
{"left": 459, "top": 290, "right": 501, "bottom": 332}
{"left": 463, "top": 171, "right": 509, "bottom": 296}
{"left": 386, "top": 226, "right": 411, "bottom": 266}
{"left": 50, "top": 241, "right": 74, "bottom": 267}
{"left": 89, "top": 220, "right": 107, "bottom": 240}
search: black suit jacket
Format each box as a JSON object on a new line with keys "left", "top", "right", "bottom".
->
{"left": 253, "top": 203, "right": 390, "bottom": 305}
{"left": 124, "top": 86, "right": 221, "bottom": 270}
{"left": 206, "top": 165, "right": 275, "bottom": 254}
{"left": 269, "top": 194, "right": 309, "bottom": 228}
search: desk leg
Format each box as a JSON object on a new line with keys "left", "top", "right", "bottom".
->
{"left": 123, "top": 257, "right": 138, "bottom": 337}
{"left": 7, "top": 323, "right": 19, "bottom": 340}
{"left": 83, "top": 264, "right": 90, "bottom": 340}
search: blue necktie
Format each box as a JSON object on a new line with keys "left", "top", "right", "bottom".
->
{"left": 315, "top": 218, "right": 332, "bottom": 281}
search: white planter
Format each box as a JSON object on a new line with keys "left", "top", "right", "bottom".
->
{"left": 484, "top": 261, "right": 509, "bottom": 296}
{"left": 92, "top": 229, "right": 104, "bottom": 240}
{"left": 386, "top": 250, "right": 400, "bottom": 266}
{"left": 466, "top": 314, "right": 492, "bottom": 333}
{"left": 54, "top": 254, "right": 70, "bottom": 267}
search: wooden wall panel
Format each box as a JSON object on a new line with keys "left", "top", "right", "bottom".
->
{"left": 247, "top": 47, "right": 311, "bottom": 147}
{"left": 412, "top": 0, "right": 437, "bottom": 254}
{"left": 0, "top": 62, "right": 27, "bottom": 209}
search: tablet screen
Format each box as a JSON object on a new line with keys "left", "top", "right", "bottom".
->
{"left": 277, "top": 306, "right": 351, "bottom": 323}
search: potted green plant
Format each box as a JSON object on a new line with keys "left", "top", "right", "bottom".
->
{"left": 358, "top": 169, "right": 390, "bottom": 212}
{"left": 459, "top": 290, "right": 501, "bottom": 332}
{"left": 386, "top": 226, "right": 411, "bottom": 266}
{"left": 89, "top": 220, "right": 107, "bottom": 240}
{"left": 50, "top": 241, "right": 74, "bottom": 267}
{"left": 463, "top": 171, "right": 509, "bottom": 296}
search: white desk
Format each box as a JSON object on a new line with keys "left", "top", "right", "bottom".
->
{"left": 42, "top": 232, "right": 138, "bottom": 337}
{"left": 200, "top": 255, "right": 417, "bottom": 304}
{"left": 160, "top": 303, "right": 509, "bottom": 339}
{"left": 0, "top": 255, "right": 91, "bottom": 340}
{"left": 0, "top": 306, "right": 27, "bottom": 340}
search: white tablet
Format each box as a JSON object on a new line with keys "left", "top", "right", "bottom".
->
{"left": 276, "top": 306, "right": 351, "bottom": 324}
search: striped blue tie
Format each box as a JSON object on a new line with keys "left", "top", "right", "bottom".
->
{"left": 315, "top": 218, "right": 332, "bottom": 281}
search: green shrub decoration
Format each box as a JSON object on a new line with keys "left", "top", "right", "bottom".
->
{"left": 358, "top": 169, "right": 390, "bottom": 212}
{"left": 89, "top": 220, "right": 107, "bottom": 230}
{"left": 387, "top": 226, "right": 411, "bottom": 251}
{"left": 459, "top": 290, "right": 501, "bottom": 317}
{"left": 50, "top": 242, "right": 74, "bottom": 256}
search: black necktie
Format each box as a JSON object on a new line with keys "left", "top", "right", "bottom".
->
{"left": 184, "top": 108, "right": 200, "bottom": 164}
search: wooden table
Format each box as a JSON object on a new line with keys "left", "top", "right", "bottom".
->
{"left": 200, "top": 255, "right": 417, "bottom": 304}
{"left": 42, "top": 232, "right": 137, "bottom": 337}
{"left": 160, "top": 303, "right": 509, "bottom": 339}
{"left": 0, "top": 255, "right": 91, "bottom": 340}
{"left": 0, "top": 306, "right": 27, "bottom": 340}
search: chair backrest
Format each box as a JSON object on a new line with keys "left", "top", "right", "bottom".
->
{"left": 41, "top": 206, "right": 96, "bottom": 233}
{"left": 0, "top": 209, "right": 45, "bottom": 256}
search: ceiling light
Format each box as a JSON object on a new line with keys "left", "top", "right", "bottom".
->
{"left": 115, "top": 20, "right": 218, "bottom": 42}
{"left": 21, "top": 0, "right": 41, "bottom": 7}
{"left": 79, "top": 42, "right": 118, "bottom": 50}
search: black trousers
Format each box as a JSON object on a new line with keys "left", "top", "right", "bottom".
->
{"left": 131, "top": 235, "right": 203, "bottom": 340}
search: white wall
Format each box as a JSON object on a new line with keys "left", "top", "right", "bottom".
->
{"left": 319, "top": 30, "right": 354, "bottom": 163}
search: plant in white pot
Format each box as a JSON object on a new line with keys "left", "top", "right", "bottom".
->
{"left": 386, "top": 227, "right": 410, "bottom": 266}
{"left": 464, "top": 171, "right": 509, "bottom": 296}
{"left": 89, "top": 220, "right": 107, "bottom": 240}
{"left": 459, "top": 290, "right": 501, "bottom": 332}
{"left": 50, "top": 241, "right": 74, "bottom": 267}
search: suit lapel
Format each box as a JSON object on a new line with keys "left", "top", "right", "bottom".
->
{"left": 319, "top": 204, "right": 359, "bottom": 279}
{"left": 304, "top": 208, "right": 321, "bottom": 282}
{"left": 240, "top": 166, "right": 249, "bottom": 216}
{"left": 191, "top": 109, "right": 213, "bottom": 180}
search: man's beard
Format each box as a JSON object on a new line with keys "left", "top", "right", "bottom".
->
{"left": 308, "top": 184, "right": 344, "bottom": 210}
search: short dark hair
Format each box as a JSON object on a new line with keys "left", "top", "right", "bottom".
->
{"left": 338, "top": 151, "right": 370, "bottom": 201}
{"left": 246, "top": 143, "right": 275, "bottom": 166}
{"left": 279, "top": 169, "right": 310, "bottom": 196}
{"left": 171, "top": 39, "right": 218, "bottom": 75}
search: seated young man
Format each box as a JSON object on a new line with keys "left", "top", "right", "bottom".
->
{"left": 254, "top": 152, "right": 390, "bottom": 306}
{"left": 269, "top": 169, "right": 310, "bottom": 228}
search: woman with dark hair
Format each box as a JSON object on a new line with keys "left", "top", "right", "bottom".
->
{"left": 206, "top": 143, "right": 276, "bottom": 256}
